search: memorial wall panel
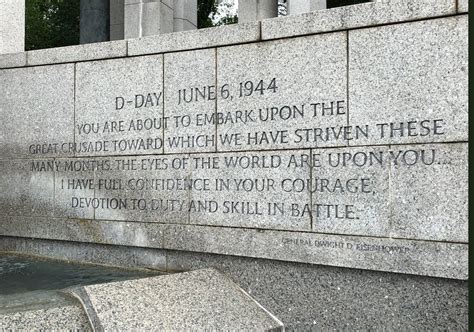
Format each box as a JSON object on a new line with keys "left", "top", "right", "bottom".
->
{"left": 0, "top": 10, "right": 468, "bottom": 280}
{"left": 75, "top": 55, "right": 165, "bottom": 157}
{"left": 0, "top": 64, "right": 74, "bottom": 159}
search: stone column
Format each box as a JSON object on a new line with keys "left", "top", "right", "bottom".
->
{"left": 173, "top": 0, "right": 197, "bottom": 32}
{"left": 287, "top": 0, "right": 326, "bottom": 15}
{"left": 124, "top": 0, "right": 174, "bottom": 39}
{"left": 238, "top": 0, "right": 279, "bottom": 23}
{"left": 80, "top": 0, "right": 110, "bottom": 44}
{"left": 0, "top": 0, "right": 25, "bottom": 53}
{"left": 110, "top": 0, "right": 125, "bottom": 40}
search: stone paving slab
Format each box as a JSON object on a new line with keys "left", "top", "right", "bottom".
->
{"left": 77, "top": 268, "right": 283, "bottom": 331}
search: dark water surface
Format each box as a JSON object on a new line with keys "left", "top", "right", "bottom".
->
{"left": 0, "top": 252, "right": 161, "bottom": 313}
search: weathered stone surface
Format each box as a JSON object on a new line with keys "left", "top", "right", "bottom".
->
{"left": 164, "top": 224, "right": 468, "bottom": 279}
{"left": 0, "top": 305, "right": 91, "bottom": 331}
{"left": 0, "top": 236, "right": 168, "bottom": 270}
{"left": 311, "top": 146, "right": 390, "bottom": 236}
{"left": 166, "top": 250, "right": 468, "bottom": 331}
{"left": 287, "top": 0, "right": 326, "bottom": 15}
{"left": 81, "top": 269, "right": 283, "bottom": 330}
{"left": 0, "top": 65, "right": 74, "bottom": 159}
{"left": 92, "top": 155, "right": 191, "bottom": 223}
{"left": 127, "top": 22, "right": 260, "bottom": 56}
{"left": 173, "top": 0, "right": 197, "bottom": 32}
{"left": 189, "top": 150, "right": 311, "bottom": 230}
{"left": 262, "top": 0, "right": 456, "bottom": 40}
{"left": 239, "top": 0, "right": 278, "bottom": 23}
{"left": 0, "top": 52, "right": 26, "bottom": 69}
{"left": 390, "top": 143, "right": 467, "bottom": 242}
{"left": 0, "top": 217, "right": 164, "bottom": 248}
{"left": 124, "top": 0, "right": 174, "bottom": 39}
{"left": 216, "top": 33, "right": 347, "bottom": 151}
{"left": 54, "top": 158, "right": 95, "bottom": 219}
{"left": 0, "top": 236, "right": 467, "bottom": 331}
{"left": 0, "top": 159, "right": 54, "bottom": 217}
{"left": 0, "top": 0, "right": 25, "bottom": 54}
{"left": 164, "top": 48, "right": 216, "bottom": 153}
{"left": 458, "top": 0, "right": 468, "bottom": 12}
{"left": 27, "top": 41, "right": 126, "bottom": 66}
{"left": 349, "top": 16, "right": 468, "bottom": 146}
{"left": 75, "top": 55, "right": 164, "bottom": 157}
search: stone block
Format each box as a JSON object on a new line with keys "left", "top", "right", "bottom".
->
{"left": 173, "top": 0, "right": 197, "bottom": 29}
{"left": 188, "top": 150, "right": 311, "bottom": 230}
{"left": 164, "top": 224, "right": 468, "bottom": 279}
{"left": 164, "top": 48, "right": 216, "bottom": 153}
{"left": 93, "top": 155, "right": 191, "bottom": 223}
{"left": 0, "top": 305, "right": 91, "bottom": 331}
{"left": 110, "top": 0, "right": 125, "bottom": 25}
{"left": 173, "top": 18, "right": 197, "bottom": 32}
{"left": 287, "top": 0, "right": 326, "bottom": 15}
{"left": 124, "top": 3, "right": 141, "bottom": 38}
{"left": 262, "top": 0, "right": 456, "bottom": 40}
{"left": 216, "top": 33, "right": 347, "bottom": 151}
{"left": 239, "top": 0, "right": 278, "bottom": 23}
{"left": 127, "top": 22, "right": 260, "bottom": 56}
{"left": 75, "top": 55, "right": 164, "bottom": 157}
{"left": 54, "top": 158, "right": 96, "bottom": 219}
{"left": 390, "top": 143, "right": 467, "bottom": 242}
{"left": 0, "top": 52, "right": 26, "bottom": 69}
{"left": 80, "top": 269, "right": 283, "bottom": 330}
{"left": 458, "top": 0, "right": 468, "bottom": 12}
{"left": 0, "top": 216, "right": 165, "bottom": 248}
{"left": 0, "top": 159, "right": 54, "bottom": 217}
{"left": 110, "top": 23, "right": 125, "bottom": 41}
{"left": 0, "top": 0, "right": 25, "bottom": 53}
{"left": 0, "top": 236, "right": 168, "bottom": 270}
{"left": 27, "top": 41, "right": 126, "bottom": 66}
{"left": 165, "top": 250, "right": 467, "bottom": 331}
{"left": 348, "top": 16, "right": 468, "bottom": 146}
{"left": 0, "top": 65, "right": 74, "bottom": 159}
{"left": 311, "top": 146, "right": 390, "bottom": 236}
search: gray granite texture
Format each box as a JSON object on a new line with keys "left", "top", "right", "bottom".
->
{"left": 349, "top": 16, "right": 468, "bottom": 146}
{"left": 311, "top": 146, "right": 390, "bottom": 236}
{"left": 75, "top": 55, "right": 164, "bottom": 157}
{"left": 127, "top": 21, "right": 260, "bottom": 56}
{"left": 27, "top": 41, "right": 126, "bottom": 66}
{"left": 389, "top": 143, "right": 468, "bottom": 242}
{"left": 164, "top": 48, "right": 216, "bottom": 153}
{"left": 164, "top": 224, "right": 468, "bottom": 279}
{"left": 0, "top": 304, "right": 91, "bottom": 331}
{"left": 458, "top": 0, "right": 468, "bottom": 12}
{"left": 0, "top": 52, "right": 26, "bottom": 69}
{"left": 217, "top": 32, "right": 347, "bottom": 151}
{"left": 0, "top": 64, "right": 74, "bottom": 159}
{"left": 189, "top": 150, "right": 311, "bottom": 230}
{"left": 261, "top": 0, "right": 456, "bottom": 40}
{"left": 54, "top": 158, "right": 96, "bottom": 219}
{"left": 92, "top": 155, "right": 191, "bottom": 223}
{"left": 0, "top": 217, "right": 164, "bottom": 248}
{"left": 166, "top": 250, "right": 468, "bottom": 331}
{"left": 0, "top": 236, "right": 168, "bottom": 270}
{"left": 0, "top": 0, "right": 25, "bottom": 54}
{"left": 0, "top": 237, "right": 467, "bottom": 331}
{"left": 0, "top": 159, "right": 54, "bottom": 217}
{"left": 80, "top": 268, "right": 283, "bottom": 330}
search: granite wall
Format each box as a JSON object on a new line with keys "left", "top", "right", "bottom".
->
{"left": 0, "top": 0, "right": 468, "bottom": 329}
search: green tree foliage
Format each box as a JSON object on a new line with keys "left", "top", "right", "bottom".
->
{"left": 25, "top": 0, "right": 79, "bottom": 50}
{"left": 197, "top": 0, "right": 217, "bottom": 28}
